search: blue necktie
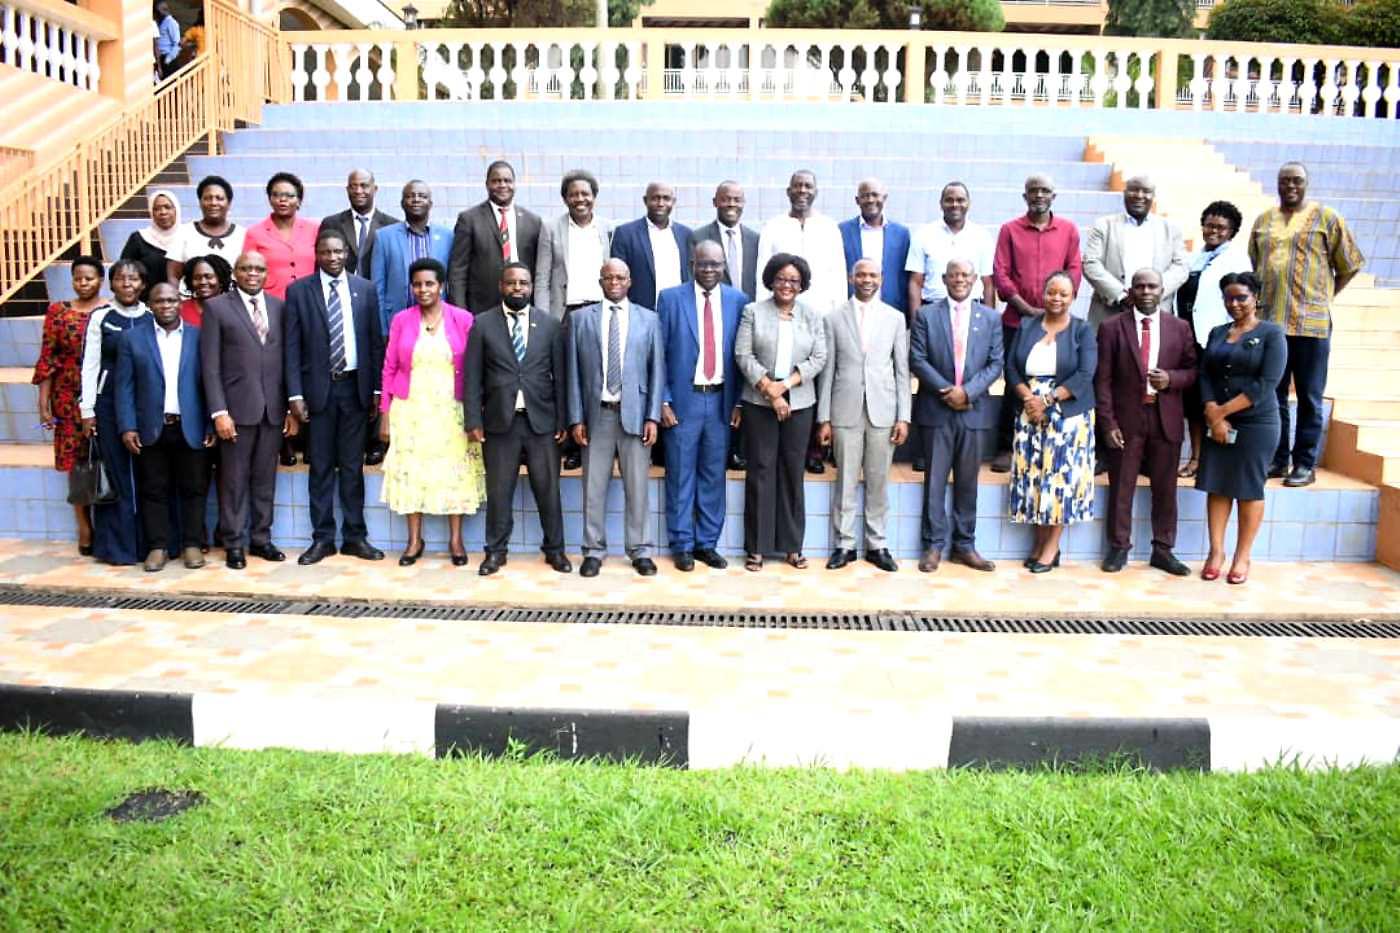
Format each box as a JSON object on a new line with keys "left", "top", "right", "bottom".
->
{"left": 326, "top": 279, "right": 346, "bottom": 373}
{"left": 510, "top": 312, "right": 525, "bottom": 362}
{"left": 606, "top": 304, "right": 622, "bottom": 396}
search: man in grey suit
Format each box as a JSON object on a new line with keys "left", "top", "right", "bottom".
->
{"left": 534, "top": 169, "right": 614, "bottom": 320}
{"left": 817, "top": 259, "right": 910, "bottom": 572}
{"left": 448, "top": 160, "right": 543, "bottom": 314}
{"left": 909, "top": 259, "right": 1004, "bottom": 572}
{"left": 1082, "top": 175, "right": 1188, "bottom": 329}
{"left": 567, "top": 258, "right": 666, "bottom": 578}
{"left": 317, "top": 169, "right": 397, "bottom": 278}
{"left": 692, "top": 181, "right": 759, "bottom": 301}
{"left": 200, "top": 251, "right": 297, "bottom": 570}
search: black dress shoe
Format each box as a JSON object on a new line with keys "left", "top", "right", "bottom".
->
{"left": 78, "top": 544, "right": 94, "bottom": 557}
{"left": 1283, "top": 466, "right": 1316, "bottom": 487}
{"left": 912, "top": 458, "right": 926, "bottom": 473}
{"left": 826, "top": 548, "right": 857, "bottom": 570}
{"left": 398, "top": 540, "right": 424, "bottom": 566}
{"left": 563, "top": 452, "right": 582, "bottom": 471}
{"left": 693, "top": 548, "right": 728, "bottom": 569}
{"left": 1027, "top": 558, "right": 1056, "bottom": 574}
{"left": 225, "top": 548, "right": 246, "bottom": 570}
{"left": 365, "top": 447, "right": 385, "bottom": 466}
{"left": 450, "top": 550, "right": 469, "bottom": 567}
{"left": 1267, "top": 461, "right": 1289, "bottom": 479}
{"left": 633, "top": 557, "right": 658, "bottom": 576}
{"left": 1101, "top": 547, "right": 1129, "bottom": 573}
{"left": 673, "top": 552, "right": 695, "bottom": 572}
{"left": 1024, "top": 551, "right": 1060, "bottom": 569}
{"left": 1150, "top": 548, "right": 1191, "bottom": 576}
{"left": 479, "top": 552, "right": 507, "bottom": 576}
{"left": 727, "top": 452, "right": 747, "bottom": 471}
{"left": 298, "top": 540, "right": 337, "bottom": 565}
{"left": 579, "top": 556, "right": 601, "bottom": 577}
{"left": 249, "top": 543, "right": 285, "bottom": 562}
{"left": 545, "top": 552, "right": 572, "bottom": 573}
{"left": 990, "top": 452, "right": 1012, "bottom": 473}
{"left": 805, "top": 457, "right": 825, "bottom": 475}
{"left": 340, "top": 540, "right": 385, "bottom": 561}
{"left": 864, "top": 548, "right": 898, "bottom": 572}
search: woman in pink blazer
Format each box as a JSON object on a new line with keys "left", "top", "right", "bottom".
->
{"left": 378, "top": 258, "right": 486, "bottom": 567}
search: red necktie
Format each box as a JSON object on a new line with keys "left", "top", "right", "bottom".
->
{"left": 1140, "top": 317, "right": 1152, "bottom": 403}
{"left": 499, "top": 207, "right": 511, "bottom": 261}
{"left": 702, "top": 291, "right": 716, "bottom": 381}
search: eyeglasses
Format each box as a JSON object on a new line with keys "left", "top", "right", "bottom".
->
{"left": 694, "top": 261, "right": 725, "bottom": 270}
{"left": 772, "top": 276, "right": 802, "bottom": 287}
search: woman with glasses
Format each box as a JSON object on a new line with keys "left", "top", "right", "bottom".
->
{"left": 242, "top": 171, "right": 319, "bottom": 300}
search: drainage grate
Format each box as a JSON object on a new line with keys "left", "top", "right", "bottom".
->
{"left": 0, "top": 586, "right": 1396, "bottom": 638}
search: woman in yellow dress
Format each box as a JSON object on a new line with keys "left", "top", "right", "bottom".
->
{"left": 379, "top": 258, "right": 485, "bottom": 566}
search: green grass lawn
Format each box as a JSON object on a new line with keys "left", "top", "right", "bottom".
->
{"left": 2, "top": 733, "right": 1397, "bottom": 930}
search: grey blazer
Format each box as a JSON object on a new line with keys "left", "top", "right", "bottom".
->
{"left": 817, "top": 298, "right": 910, "bottom": 429}
{"left": 534, "top": 213, "right": 615, "bottom": 319}
{"left": 693, "top": 219, "right": 759, "bottom": 300}
{"left": 1082, "top": 213, "right": 1189, "bottom": 328}
{"left": 735, "top": 298, "right": 828, "bottom": 412}
{"left": 565, "top": 300, "right": 665, "bottom": 436}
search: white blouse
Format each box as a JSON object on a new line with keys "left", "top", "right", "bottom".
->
{"left": 1024, "top": 338, "right": 1058, "bottom": 378}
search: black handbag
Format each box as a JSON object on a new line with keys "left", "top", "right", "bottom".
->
{"left": 67, "top": 436, "right": 118, "bottom": 506}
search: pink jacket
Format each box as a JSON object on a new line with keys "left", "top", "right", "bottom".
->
{"left": 380, "top": 302, "right": 474, "bottom": 413}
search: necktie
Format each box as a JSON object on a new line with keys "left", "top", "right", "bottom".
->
{"left": 355, "top": 216, "right": 368, "bottom": 272}
{"left": 326, "top": 279, "right": 346, "bottom": 373}
{"left": 725, "top": 228, "right": 741, "bottom": 286}
{"left": 702, "top": 291, "right": 716, "bottom": 381}
{"left": 952, "top": 302, "right": 965, "bottom": 387}
{"left": 250, "top": 295, "right": 267, "bottom": 344}
{"left": 1141, "top": 317, "right": 1153, "bottom": 402}
{"left": 606, "top": 304, "right": 622, "bottom": 396}
{"left": 510, "top": 312, "right": 525, "bottom": 362}
{"left": 499, "top": 207, "right": 511, "bottom": 261}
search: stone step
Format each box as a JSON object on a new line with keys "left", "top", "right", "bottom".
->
{"left": 1324, "top": 418, "right": 1400, "bottom": 485}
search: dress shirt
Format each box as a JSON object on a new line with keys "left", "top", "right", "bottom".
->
{"left": 506, "top": 307, "right": 530, "bottom": 411}
{"left": 321, "top": 270, "right": 358, "bottom": 371}
{"left": 1133, "top": 309, "right": 1161, "bottom": 397}
{"left": 210, "top": 288, "right": 267, "bottom": 421}
{"left": 950, "top": 296, "right": 972, "bottom": 353}
{"left": 692, "top": 283, "right": 724, "bottom": 386}
{"left": 853, "top": 297, "right": 875, "bottom": 353}
{"left": 858, "top": 220, "right": 885, "bottom": 270}
{"left": 405, "top": 225, "right": 431, "bottom": 263}
{"left": 773, "top": 317, "right": 794, "bottom": 382}
{"left": 647, "top": 220, "right": 683, "bottom": 302}
{"left": 156, "top": 14, "right": 180, "bottom": 63}
{"left": 992, "top": 213, "right": 1082, "bottom": 328}
{"left": 80, "top": 302, "right": 149, "bottom": 418}
{"left": 755, "top": 213, "right": 847, "bottom": 311}
{"left": 905, "top": 220, "right": 996, "bottom": 302}
{"left": 600, "top": 299, "right": 629, "bottom": 403}
{"left": 565, "top": 217, "right": 605, "bottom": 306}
{"left": 155, "top": 322, "right": 184, "bottom": 416}
{"left": 1120, "top": 214, "right": 1154, "bottom": 294}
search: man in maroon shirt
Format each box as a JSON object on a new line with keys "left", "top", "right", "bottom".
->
{"left": 989, "top": 174, "right": 1083, "bottom": 471}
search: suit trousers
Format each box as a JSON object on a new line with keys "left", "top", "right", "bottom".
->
{"left": 137, "top": 422, "right": 210, "bottom": 551}
{"left": 995, "top": 324, "right": 1018, "bottom": 453}
{"left": 662, "top": 388, "right": 728, "bottom": 554}
{"left": 830, "top": 416, "right": 895, "bottom": 551}
{"left": 1274, "top": 333, "right": 1330, "bottom": 471}
{"left": 306, "top": 378, "right": 370, "bottom": 545}
{"left": 742, "top": 402, "right": 813, "bottom": 556}
{"left": 483, "top": 412, "right": 564, "bottom": 556}
{"left": 582, "top": 405, "right": 653, "bottom": 560}
{"left": 1105, "top": 404, "right": 1181, "bottom": 552}
{"left": 218, "top": 420, "right": 281, "bottom": 550}
{"left": 921, "top": 421, "right": 984, "bottom": 553}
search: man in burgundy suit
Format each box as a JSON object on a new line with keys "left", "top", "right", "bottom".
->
{"left": 1096, "top": 268, "right": 1197, "bottom": 575}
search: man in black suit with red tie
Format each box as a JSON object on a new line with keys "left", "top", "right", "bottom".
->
{"left": 1096, "top": 268, "right": 1198, "bottom": 575}
{"left": 448, "top": 161, "right": 543, "bottom": 314}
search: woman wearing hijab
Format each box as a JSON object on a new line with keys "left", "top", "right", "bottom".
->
{"left": 120, "top": 190, "right": 180, "bottom": 301}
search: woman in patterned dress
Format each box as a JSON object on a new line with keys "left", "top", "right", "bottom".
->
{"left": 379, "top": 258, "right": 486, "bottom": 567}
{"left": 1005, "top": 270, "right": 1098, "bottom": 573}
{"left": 32, "top": 256, "right": 105, "bottom": 554}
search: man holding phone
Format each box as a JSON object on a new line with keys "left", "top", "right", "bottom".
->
{"left": 1094, "top": 268, "right": 1198, "bottom": 575}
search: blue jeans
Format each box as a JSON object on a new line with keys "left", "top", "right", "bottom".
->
{"left": 1274, "top": 333, "right": 1329, "bottom": 470}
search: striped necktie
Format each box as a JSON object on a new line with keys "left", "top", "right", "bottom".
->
{"left": 510, "top": 311, "right": 525, "bottom": 362}
{"left": 326, "top": 279, "right": 346, "bottom": 374}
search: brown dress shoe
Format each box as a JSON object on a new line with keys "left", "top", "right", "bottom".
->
{"left": 143, "top": 549, "right": 168, "bottom": 572}
{"left": 182, "top": 546, "right": 206, "bottom": 569}
{"left": 918, "top": 548, "right": 941, "bottom": 572}
{"left": 949, "top": 548, "right": 995, "bottom": 572}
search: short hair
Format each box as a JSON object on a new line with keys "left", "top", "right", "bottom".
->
{"left": 501, "top": 261, "right": 531, "bottom": 280}
{"left": 1218, "top": 271, "right": 1262, "bottom": 297}
{"left": 941, "top": 181, "right": 970, "bottom": 199}
{"left": 315, "top": 229, "right": 348, "bottom": 250}
{"left": 70, "top": 255, "right": 104, "bottom": 278}
{"left": 108, "top": 258, "right": 146, "bottom": 284}
{"left": 486, "top": 160, "right": 515, "bottom": 179}
{"left": 265, "top": 171, "right": 304, "bottom": 200}
{"left": 560, "top": 169, "right": 598, "bottom": 199}
{"left": 196, "top": 175, "right": 233, "bottom": 202}
{"left": 1278, "top": 160, "right": 1308, "bottom": 177}
{"left": 761, "top": 253, "right": 812, "bottom": 292}
{"left": 408, "top": 258, "right": 446, "bottom": 284}
{"left": 1200, "top": 200, "right": 1244, "bottom": 238}
{"left": 1042, "top": 270, "right": 1074, "bottom": 294}
{"left": 182, "top": 254, "right": 233, "bottom": 293}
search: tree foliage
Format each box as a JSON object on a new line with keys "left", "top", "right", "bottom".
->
{"left": 1205, "top": 0, "right": 1348, "bottom": 45}
{"left": 1104, "top": 0, "right": 1196, "bottom": 37}
{"left": 765, "top": 0, "right": 1003, "bottom": 31}
{"left": 1342, "top": 0, "right": 1400, "bottom": 48}
{"left": 442, "top": 0, "right": 650, "bottom": 27}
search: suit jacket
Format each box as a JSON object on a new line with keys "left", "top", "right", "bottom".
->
{"left": 381, "top": 303, "right": 473, "bottom": 412}
{"left": 534, "top": 213, "right": 615, "bottom": 319}
{"left": 566, "top": 301, "right": 665, "bottom": 437}
{"left": 200, "top": 289, "right": 287, "bottom": 426}
{"left": 909, "top": 298, "right": 1004, "bottom": 430}
{"left": 1005, "top": 316, "right": 1098, "bottom": 419}
{"left": 1094, "top": 310, "right": 1197, "bottom": 444}
{"left": 371, "top": 222, "right": 455, "bottom": 335}
{"left": 114, "top": 317, "right": 209, "bottom": 449}
{"left": 1082, "top": 213, "right": 1189, "bottom": 328}
{"left": 817, "top": 297, "right": 911, "bottom": 429}
{"left": 692, "top": 219, "right": 759, "bottom": 301}
{"left": 284, "top": 271, "right": 384, "bottom": 414}
{"left": 735, "top": 298, "right": 828, "bottom": 411}
{"left": 610, "top": 217, "right": 693, "bottom": 308}
{"left": 463, "top": 304, "right": 565, "bottom": 437}
{"left": 448, "top": 201, "right": 542, "bottom": 315}
{"left": 837, "top": 217, "right": 913, "bottom": 315}
{"left": 1198, "top": 320, "right": 1287, "bottom": 422}
{"left": 655, "top": 282, "right": 746, "bottom": 421}
{"left": 317, "top": 208, "right": 397, "bottom": 278}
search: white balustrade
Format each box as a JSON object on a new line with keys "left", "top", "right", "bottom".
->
{"left": 1, "top": 0, "right": 105, "bottom": 92}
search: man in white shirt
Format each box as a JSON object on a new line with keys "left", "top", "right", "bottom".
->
{"left": 754, "top": 170, "right": 847, "bottom": 312}
{"left": 905, "top": 182, "right": 997, "bottom": 321}
{"left": 535, "top": 169, "right": 614, "bottom": 320}
{"left": 609, "top": 182, "right": 693, "bottom": 309}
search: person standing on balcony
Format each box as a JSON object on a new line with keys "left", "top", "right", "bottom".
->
{"left": 449, "top": 161, "right": 542, "bottom": 316}
{"left": 990, "top": 174, "right": 1082, "bottom": 474}
{"left": 755, "top": 171, "right": 846, "bottom": 314}
{"left": 319, "top": 169, "right": 397, "bottom": 279}
{"left": 153, "top": 1, "right": 181, "bottom": 80}
{"left": 838, "top": 178, "right": 911, "bottom": 319}
{"left": 610, "top": 181, "right": 693, "bottom": 309}
{"left": 121, "top": 190, "right": 180, "bottom": 302}
{"left": 243, "top": 172, "right": 320, "bottom": 301}
{"left": 166, "top": 176, "right": 246, "bottom": 287}
{"left": 1249, "top": 161, "right": 1365, "bottom": 488}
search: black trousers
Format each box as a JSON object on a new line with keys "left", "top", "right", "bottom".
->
{"left": 306, "top": 378, "right": 370, "bottom": 545}
{"left": 137, "top": 422, "right": 209, "bottom": 551}
{"left": 920, "top": 421, "right": 984, "bottom": 553}
{"left": 483, "top": 413, "right": 564, "bottom": 556}
{"left": 218, "top": 420, "right": 281, "bottom": 550}
{"left": 741, "top": 401, "right": 813, "bottom": 556}
{"left": 995, "top": 323, "right": 1018, "bottom": 453}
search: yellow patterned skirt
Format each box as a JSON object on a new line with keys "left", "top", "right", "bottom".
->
{"left": 1008, "top": 376, "right": 1095, "bottom": 526}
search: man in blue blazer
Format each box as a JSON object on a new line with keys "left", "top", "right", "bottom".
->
{"left": 285, "top": 230, "right": 386, "bottom": 566}
{"left": 609, "top": 182, "right": 693, "bottom": 308}
{"left": 114, "top": 282, "right": 214, "bottom": 572}
{"left": 370, "top": 180, "right": 454, "bottom": 336}
{"left": 656, "top": 240, "right": 746, "bottom": 572}
{"left": 838, "top": 179, "right": 912, "bottom": 318}
{"left": 566, "top": 258, "right": 666, "bottom": 578}
{"left": 909, "top": 259, "right": 1003, "bottom": 573}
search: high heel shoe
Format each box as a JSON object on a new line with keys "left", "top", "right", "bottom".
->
{"left": 398, "top": 540, "right": 425, "bottom": 566}
{"left": 1227, "top": 564, "right": 1249, "bottom": 585}
{"left": 450, "top": 548, "right": 469, "bottom": 567}
{"left": 1023, "top": 550, "right": 1060, "bottom": 570}
{"left": 78, "top": 543, "right": 94, "bottom": 557}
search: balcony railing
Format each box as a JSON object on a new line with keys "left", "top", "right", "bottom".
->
{"left": 0, "top": 0, "right": 116, "bottom": 92}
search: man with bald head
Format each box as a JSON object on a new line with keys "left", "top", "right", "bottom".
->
{"left": 692, "top": 181, "right": 759, "bottom": 301}
{"left": 1083, "top": 174, "right": 1188, "bottom": 330}
{"left": 318, "top": 169, "right": 397, "bottom": 278}
{"left": 609, "top": 181, "right": 693, "bottom": 308}
{"left": 371, "top": 180, "right": 454, "bottom": 335}
{"left": 837, "top": 178, "right": 911, "bottom": 318}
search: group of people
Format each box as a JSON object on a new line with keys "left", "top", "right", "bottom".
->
{"left": 33, "top": 158, "right": 1362, "bottom": 583}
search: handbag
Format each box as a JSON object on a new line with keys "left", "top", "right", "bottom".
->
{"left": 67, "top": 436, "right": 118, "bottom": 507}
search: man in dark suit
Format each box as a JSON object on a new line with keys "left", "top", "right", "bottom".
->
{"left": 609, "top": 181, "right": 693, "bottom": 309}
{"left": 317, "top": 169, "right": 397, "bottom": 278}
{"left": 448, "top": 160, "right": 542, "bottom": 314}
{"left": 837, "top": 178, "right": 911, "bottom": 318}
{"left": 285, "top": 230, "right": 386, "bottom": 565}
{"left": 692, "top": 181, "right": 758, "bottom": 301}
{"left": 463, "top": 262, "right": 572, "bottom": 577}
{"left": 114, "top": 282, "right": 214, "bottom": 572}
{"left": 656, "top": 241, "right": 746, "bottom": 572}
{"left": 1096, "top": 268, "right": 1197, "bottom": 576}
{"left": 909, "top": 259, "right": 1004, "bottom": 573}
{"left": 201, "top": 250, "right": 297, "bottom": 569}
